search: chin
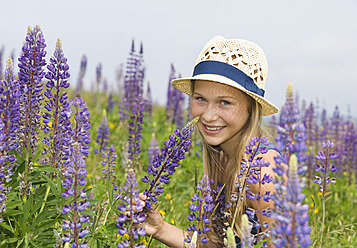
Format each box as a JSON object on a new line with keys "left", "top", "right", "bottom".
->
{"left": 203, "top": 138, "right": 223, "bottom": 147}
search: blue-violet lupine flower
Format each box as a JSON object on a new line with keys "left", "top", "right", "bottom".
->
{"left": 61, "top": 97, "right": 91, "bottom": 246}
{"left": 127, "top": 98, "right": 145, "bottom": 167}
{"left": 141, "top": 117, "right": 198, "bottom": 210}
{"left": 42, "top": 38, "right": 71, "bottom": 169}
{"left": 106, "top": 92, "right": 116, "bottom": 113}
{"left": 271, "top": 154, "right": 312, "bottom": 248}
{"left": 275, "top": 83, "right": 308, "bottom": 176}
{"left": 96, "top": 63, "right": 102, "bottom": 92}
{"left": 147, "top": 134, "right": 160, "bottom": 170}
{"left": 0, "top": 46, "right": 4, "bottom": 79}
{"left": 0, "top": 57, "right": 20, "bottom": 221}
{"left": 101, "top": 144, "right": 118, "bottom": 193}
{"left": 165, "top": 63, "right": 177, "bottom": 122}
{"left": 241, "top": 136, "right": 272, "bottom": 243}
{"left": 61, "top": 142, "right": 91, "bottom": 247}
{"left": 17, "top": 26, "right": 47, "bottom": 165}
{"left": 313, "top": 140, "right": 338, "bottom": 192}
{"left": 185, "top": 174, "right": 215, "bottom": 245}
{"left": 145, "top": 82, "right": 152, "bottom": 117}
{"left": 0, "top": 57, "right": 21, "bottom": 161}
{"left": 75, "top": 54, "right": 87, "bottom": 95}
{"left": 116, "top": 168, "right": 146, "bottom": 248}
{"left": 94, "top": 110, "right": 110, "bottom": 155}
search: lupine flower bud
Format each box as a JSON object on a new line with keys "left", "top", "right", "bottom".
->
{"left": 226, "top": 227, "right": 237, "bottom": 248}
{"left": 240, "top": 214, "right": 253, "bottom": 248}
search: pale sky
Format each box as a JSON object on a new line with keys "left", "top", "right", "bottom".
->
{"left": 1, "top": 0, "right": 356, "bottom": 118}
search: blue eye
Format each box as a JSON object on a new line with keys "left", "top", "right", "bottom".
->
{"left": 196, "top": 96, "right": 206, "bottom": 102}
{"left": 221, "top": 100, "right": 230, "bottom": 105}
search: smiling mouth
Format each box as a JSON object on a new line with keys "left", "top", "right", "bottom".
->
{"left": 203, "top": 124, "right": 225, "bottom": 131}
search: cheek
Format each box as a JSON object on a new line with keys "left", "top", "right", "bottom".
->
{"left": 229, "top": 106, "right": 249, "bottom": 124}
{"left": 191, "top": 101, "right": 202, "bottom": 117}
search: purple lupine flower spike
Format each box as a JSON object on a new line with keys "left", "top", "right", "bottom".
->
{"left": 185, "top": 174, "right": 215, "bottom": 245}
{"left": 42, "top": 38, "right": 71, "bottom": 169}
{"left": 75, "top": 54, "right": 87, "bottom": 95}
{"left": 17, "top": 25, "right": 47, "bottom": 184}
{"left": 61, "top": 142, "right": 90, "bottom": 247}
{"left": 314, "top": 139, "right": 338, "bottom": 248}
{"left": 240, "top": 136, "right": 272, "bottom": 243}
{"left": 106, "top": 92, "right": 116, "bottom": 113}
{"left": 147, "top": 134, "right": 160, "bottom": 170}
{"left": 0, "top": 46, "right": 4, "bottom": 79}
{"left": 123, "top": 40, "right": 145, "bottom": 121}
{"left": 0, "top": 57, "right": 21, "bottom": 157}
{"left": 303, "top": 102, "right": 319, "bottom": 189}
{"left": 313, "top": 140, "right": 338, "bottom": 192}
{"left": 165, "top": 64, "right": 176, "bottom": 122}
{"left": 101, "top": 144, "right": 118, "bottom": 194}
{"left": 141, "top": 117, "right": 198, "bottom": 210}
{"left": 275, "top": 83, "right": 308, "bottom": 175}
{"left": 94, "top": 110, "right": 110, "bottom": 155}
{"left": 271, "top": 154, "right": 312, "bottom": 248}
{"left": 127, "top": 97, "right": 145, "bottom": 167}
{"left": 116, "top": 169, "right": 146, "bottom": 248}
{"left": 96, "top": 63, "right": 102, "bottom": 92}
{"left": 0, "top": 57, "right": 21, "bottom": 220}
{"left": 61, "top": 97, "right": 91, "bottom": 247}
{"left": 145, "top": 82, "right": 152, "bottom": 118}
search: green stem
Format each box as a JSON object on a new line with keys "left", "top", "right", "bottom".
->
{"left": 39, "top": 184, "right": 51, "bottom": 214}
{"left": 319, "top": 147, "right": 328, "bottom": 248}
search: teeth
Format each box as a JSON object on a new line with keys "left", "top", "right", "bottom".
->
{"left": 205, "top": 126, "right": 223, "bottom": 131}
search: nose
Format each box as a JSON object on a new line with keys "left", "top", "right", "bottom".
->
{"left": 201, "top": 103, "right": 219, "bottom": 123}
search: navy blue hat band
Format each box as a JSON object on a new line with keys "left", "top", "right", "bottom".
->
{"left": 192, "top": 60, "right": 265, "bottom": 97}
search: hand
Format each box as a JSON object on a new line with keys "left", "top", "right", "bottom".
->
{"left": 126, "top": 193, "right": 165, "bottom": 238}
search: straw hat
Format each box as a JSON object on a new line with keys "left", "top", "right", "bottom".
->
{"left": 171, "top": 36, "right": 278, "bottom": 116}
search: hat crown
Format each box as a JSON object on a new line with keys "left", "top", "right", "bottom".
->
{"left": 195, "top": 36, "right": 268, "bottom": 90}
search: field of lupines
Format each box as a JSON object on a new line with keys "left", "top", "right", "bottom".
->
{"left": 0, "top": 25, "right": 356, "bottom": 248}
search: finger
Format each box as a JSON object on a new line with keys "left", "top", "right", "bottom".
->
{"left": 139, "top": 193, "right": 147, "bottom": 201}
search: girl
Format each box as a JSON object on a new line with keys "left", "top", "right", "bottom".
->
{"left": 135, "top": 36, "right": 280, "bottom": 247}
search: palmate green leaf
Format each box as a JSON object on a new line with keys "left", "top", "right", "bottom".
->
{"left": 34, "top": 219, "right": 57, "bottom": 234}
{"left": 0, "top": 237, "right": 19, "bottom": 245}
{"left": 0, "top": 222, "right": 13, "bottom": 233}
{"left": 81, "top": 209, "right": 95, "bottom": 216}
{"left": 6, "top": 191, "right": 18, "bottom": 203}
{"left": 12, "top": 149, "right": 24, "bottom": 164}
{"left": 4, "top": 209, "right": 22, "bottom": 216}
{"left": 22, "top": 194, "right": 33, "bottom": 230}
{"left": 29, "top": 200, "right": 43, "bottom": 217}
{"left": 5, "top": 200, "right": 23, "bottom": 209}
{"left": 32, "top": 150, "right": 42, "bottom": 164}
{"left": 33, "top": 166, "right": 59, "bottom": 174}
{"left": 30, "top": 210, "right": 53, "bottom": 230}
{"left": 104, "top": 223, "right": 117, "bottom": 234}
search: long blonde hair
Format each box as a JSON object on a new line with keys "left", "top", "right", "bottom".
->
{"left": 191, "top": 81, "right": 265, "bottom": 242}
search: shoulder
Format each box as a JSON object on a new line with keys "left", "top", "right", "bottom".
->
{"left": 256, "top": 149, "right": 280, "bottom": 165}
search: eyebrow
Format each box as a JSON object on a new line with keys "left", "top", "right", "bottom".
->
{"left": 193, "top": 91, "right": 236, "bottom": 100}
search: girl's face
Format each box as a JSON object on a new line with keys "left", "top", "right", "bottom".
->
{"left": 191, "top": 80, "right": 250, "bottom": 149}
